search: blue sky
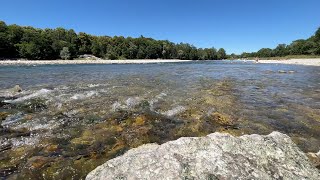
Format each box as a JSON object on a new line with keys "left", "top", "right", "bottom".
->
{"left": 1, "top": 0, "right": 320, "bottom": 54}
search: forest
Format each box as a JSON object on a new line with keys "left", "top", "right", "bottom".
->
{"left": 0, "top": 21, "right": 319, "bottom": 60}
{"left": 0, "top": 21, "right": 226, "bottom": 60}
{"left": 240, "top": 28, "right": 320, "bottom": 59}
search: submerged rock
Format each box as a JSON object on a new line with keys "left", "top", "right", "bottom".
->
{"left": 209, "top": 112, "right": 234, "bottom": 126}
{"left": 307, "top": 151, "right": 320, "bottom": 169}
{"left": 19, "top": 98, "right": 47, "bottom": 113}
{"left": 86, "top": 132, "right": 320, "bottom": 180}
{"left": 0, "top": 85, "right": 22, "bottom": 98}
{"left": 278, "top": 70, "right": 287, "bottom": 73}
{"left": 278, "top": 70, "right": 296, "bottom": 74}
{"left": 26, "top": 156, "right": 52, "bottom": 169}
{"left": 12, "top": 85, "right": 22, "bottom": 93}
{"left": 0, "top": 112, "right": 9, "bottom": 128}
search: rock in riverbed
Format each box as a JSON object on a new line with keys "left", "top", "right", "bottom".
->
{"left": 0, "top": 112, "right": 9, "bottom": 128}
{"left": 307, "top": 151, "right": 320, "bottom": 169}
{"left": 86, "top": 132, "right": 320, "bottom": 180}
{"left": 0, "top": 85, "right": 22, "bottom": 98}
{"left": 11, "top": 85, "right": 22, "bottom": 93}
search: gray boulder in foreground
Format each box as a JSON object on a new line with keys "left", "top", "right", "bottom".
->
{"left": 86, "top": 132, "right": 320, "bottom": 180}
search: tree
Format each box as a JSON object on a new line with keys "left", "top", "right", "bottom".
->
{"left": 106, "top": 45, "right": 118, "bottom": 60}
{"left": 0, "top": 21, "right": 8, "bottom": 57}
{"left": 256, "top": 48, "right": 273, "bottom": 57}
{"left": 123, "top": 42, "right": 138, "bottom": 59}
{"left": 314, "top": 27, "right": 320, "bottom": 42}
{"left": 2, "top": 20, "right": 320, "bottom": 60}
{"left": 217, "top": 48, "right": 227, "bottom": 59}
{"left": 177, "top": 50, "right": 184, "bottom": 59}
{"left": 6, "top": 24, "right": 24, "bottom": 57}
{"left": 78, "top": 32, "right": 92, "bottom": 55}
{"left": 60, "top": 47, "right": 71, "bottom": 60}
{"left": 274, "top": 44, "right": 288, "bottom": 57}
{"left": 289, "top": 40, "right": 308, "bottom": 55}
{"left": 16, "top": 42, "right": 41, "bottom": 59}
{"left": 136, "top": 48, "right": 146, "bottom": 59}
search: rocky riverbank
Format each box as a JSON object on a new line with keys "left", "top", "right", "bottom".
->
{"left": 0, "top": 59, "right": 191, "bottom": 65}
{"left": 1, "top": 58, "right": 320, "bottom": 66}
{"left": 259, "top": 58, "right": 320, "bottom": 66}
{"left": 86, "top": 132, "right": 320, "bottom": 180}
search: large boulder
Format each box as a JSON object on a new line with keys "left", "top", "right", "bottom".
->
{"left": 86, "top": 132, "right": 320, "bottom": 180}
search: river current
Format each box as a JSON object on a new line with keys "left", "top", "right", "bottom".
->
{"left": 1, "top": 61, "right": 319, "bottom": 179}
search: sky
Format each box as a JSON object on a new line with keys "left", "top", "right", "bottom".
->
{"left": 1, "top": 0, "right": 320, "bottom": 54}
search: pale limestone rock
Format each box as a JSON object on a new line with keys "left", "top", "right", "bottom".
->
{"left": 87, "top": 132, "right": 320, "bottom": 180}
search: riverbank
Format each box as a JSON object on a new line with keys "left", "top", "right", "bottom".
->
{"left": 259, "top": 58, "right": 320, "bottom": 66}
{"left": 1, "top": 58, "right": 320, "bottom": 66}
{"left": 0, "top": 59, "right": 192, "bottom": 65}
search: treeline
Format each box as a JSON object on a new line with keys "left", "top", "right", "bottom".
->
{"left": 0, "top": 21, "right": 227, "bottom": 60}
{"left": 240, "top": 28, "right": 320, "bottom": 58}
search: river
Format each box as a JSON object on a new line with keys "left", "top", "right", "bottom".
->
{"left": 1, "top": 61, "right": 320, "bottom": 179}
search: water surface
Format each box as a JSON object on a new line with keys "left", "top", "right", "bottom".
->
{"left": 1, "top": 61, "right": 320, "bottom": 179}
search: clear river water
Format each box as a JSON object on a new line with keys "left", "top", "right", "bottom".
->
{"left": 0, "top": 60, "right": 320, "bottom": 179}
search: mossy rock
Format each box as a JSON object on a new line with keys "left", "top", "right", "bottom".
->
{"left": 210, "top": 112, "right": 234, "bottom": 126}
{"left": 71, "top": 132, "right": 95, "bottom": 145}
{"left": 133, "top": 115, "right": 147, "bottom": 126}
{"left": 26, "top": 156, "right": 52, "bottom": 169}
{"left": 23, "top": 114, "right": 33, "bottom": 121}
{"left": 0, "top": 112, "right": 9, "bottom": 120}
{"left": 44, "top": 144, "right": 59, "bottom": 153}
{"left": 0, "top": 112, "right": 9, "bottom": 128}
{"left": 136, "top": 100, "right": 150, "bottom": 110}
{"left": 17, "top": 98, "right": 47, "bottom": 113}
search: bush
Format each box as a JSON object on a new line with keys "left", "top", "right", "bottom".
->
{"left": 60, "top": 47, "right": 71, "bottom": 60}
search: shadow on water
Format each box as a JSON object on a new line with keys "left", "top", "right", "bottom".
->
{"left": 0, "top": 61, "right": 320, "bottom": 179}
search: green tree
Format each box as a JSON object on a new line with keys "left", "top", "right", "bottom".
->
{"left": 78, "top": 32, "right": 92, "bottom": 55}
{"left": 3, "top": 20, "right": 320, "bottom": 60}
{"left": 106, "top": 45, "right": 118, "bottom": 60}
{"left": 289, "top": 40, "right": 308, "bottom": 55}
{"left": 217, "top": 48, "right": 227, "bottom": 59}
{"left": 256, "top": 48, "right": 273, "bottom": 57}
{"left": 274, "top": 44, "right": 288, "bottom": 56}
{"left": 16, "top": 42, "right": 41, "bottom": 59}
{"left": 5, "top": 24, "right": 24, "bottom": 57}
{"left": 314, "top": 27, "right": 320, "bottom": 42}
{"left": 0, "top": 21, "right": 8, "bottom": 57}
{"left": 60, "top": 47, "right": 71, "bottom": 60}
{"left": 123, "top": 41, "right": 138, "bottom": 59}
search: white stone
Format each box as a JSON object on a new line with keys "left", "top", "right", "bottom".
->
{"left": 86, "top": 132, "right": 320, "bottom": 180}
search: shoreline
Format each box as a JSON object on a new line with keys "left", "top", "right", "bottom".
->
{"left": 0, "top": 58, "right": 320, "bottom": 66}
{"left": 0, "top": 59, "right": 192, "bottom": 65}
{"left": 258, "top": 58, "right": 320, "bottom": 66}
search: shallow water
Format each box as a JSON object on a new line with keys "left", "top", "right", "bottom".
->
{"left": 1, "top": 61, "right": 320, "bottom": 179}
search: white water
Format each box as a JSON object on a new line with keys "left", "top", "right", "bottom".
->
{"left": 5, "top": 89, "right": 52, "bottom": 103}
